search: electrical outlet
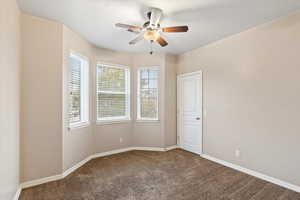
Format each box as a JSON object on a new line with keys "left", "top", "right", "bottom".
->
{"left": 119, "top": 137, "right": 123, "bottom": 143}
{"left": 235, "top": 149, "right": 240, "bottom": 158}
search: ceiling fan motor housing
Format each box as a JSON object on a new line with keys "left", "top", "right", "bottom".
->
{"left": 143, "top": 21, "right": 160, "bottom": 29}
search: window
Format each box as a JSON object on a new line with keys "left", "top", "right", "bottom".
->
{"left": 97, "top": 64, "right": 130, "bottom": 122}
{"left": 68, "top": 53, "right": 89, "bottom": 128}
{"left": 137, "top": 68, "right": 159, "bottom": 120}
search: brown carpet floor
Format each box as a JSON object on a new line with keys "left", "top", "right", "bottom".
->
{"left": 20, "top": 149, "right": 300, "bottom": 200}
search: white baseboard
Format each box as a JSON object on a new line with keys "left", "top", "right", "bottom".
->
{"left": 12, "top": 187, "right": 22, "bottom": 200}
{"left": 21, "top": 174, "right": 63, "bottom": 189}
{"left": 63, "top": 156, "right": 92, "bottom": 178}
{"left": 19, "top": 146, "right": 179, "bottom": 190}
{"left": 133, "top": 147, "right": 165, "bottom": 151}
{"left": 201, "top": 154, "right": 300, "bottom": 193}
{"left": 91, "top": 147, "right": 135, "bottom": 159}
{"left": 165, "top": 145, "right": 179, "bottom": 151}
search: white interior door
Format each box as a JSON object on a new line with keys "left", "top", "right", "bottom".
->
{"left": 177, "top": 71, "right": 202, "bottom": 155}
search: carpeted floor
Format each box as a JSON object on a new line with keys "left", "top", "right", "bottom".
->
{"left": 20, "top": 149, "right": 300, "bottom": 200}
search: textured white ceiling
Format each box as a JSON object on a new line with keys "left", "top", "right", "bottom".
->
{"left": 17, "top": 0, "right": 300, "bottom": 54}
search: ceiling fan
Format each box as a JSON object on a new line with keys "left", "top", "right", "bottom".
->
{"left": 115, "top": 8, "right": 189, "bottom": 53}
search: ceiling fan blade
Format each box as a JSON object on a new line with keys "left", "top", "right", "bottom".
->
{"left": 115, "top": 23, "right": 142, "bottom": 33}
{"left": 157, "top": 36, "right": 168, "bottom": 47}
{"left": 149, "top": 8, "right": 163, "bottom": 26}
{"left": 129, "top": 34, "right": 144, "bottom": 45}
{"left": 162, "top": 26, "right": 189, "bottom": 33}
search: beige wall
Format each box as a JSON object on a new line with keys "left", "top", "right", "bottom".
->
{"left": 177, "top": 12, "right": 300, "bottom": 186}
{"left": 21, "top": 14, "right": 63, "bottom": 182}
{"left": 164, "top": 55, "right": 178, "bottom": 147}
{"left": 0, "top": 0, "right": 21, "bottom": 199}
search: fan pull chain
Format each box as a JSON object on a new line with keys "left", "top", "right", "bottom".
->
{"left": 150, "top": 40, "right": 154, "bottom": 55}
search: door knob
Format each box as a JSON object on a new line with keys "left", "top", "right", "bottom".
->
{"left": 196, "top": 117, "right": 201, "bottom": 120}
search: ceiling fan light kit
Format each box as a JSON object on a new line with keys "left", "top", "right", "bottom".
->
{"left": 115, "top": 7, "right": 189, "bottom": 54}
{"left": 143, "top": 30, "right": 160, "bottom": 42}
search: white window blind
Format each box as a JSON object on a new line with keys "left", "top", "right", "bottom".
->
{"left": 68, "top": 53, "right": 89, "bottom": 128}
{"left": 137, "top": 68, "right": 159, "bottom": 120}
{"left": 97, "top": 64, "right": 130, "bottom": 121}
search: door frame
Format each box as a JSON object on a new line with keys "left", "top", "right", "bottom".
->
{"left": 177, "top": 71, "right": 203, "bottom": 155}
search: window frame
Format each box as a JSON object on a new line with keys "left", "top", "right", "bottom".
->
{"left": 136, "top": 67, "right": 160, "bottom": 121}
{"left": 68, "top": 52, "right": 90, "bottom": 130}
{"left": 96, "top": 63, "right": 131, "bottom": 123}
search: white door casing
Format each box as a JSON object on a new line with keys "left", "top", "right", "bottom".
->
{"left": 177, "top": 71, "right": 203, "bottom": 155}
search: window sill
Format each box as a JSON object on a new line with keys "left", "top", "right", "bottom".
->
{"left": 68, "top": 122, "right": 90, "bottom": 131}
{"left": 135, "top": 119, "right": 160, "bottom": 123}
{"left": 96, "top": 119, "right": 131, "bottom": 126}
